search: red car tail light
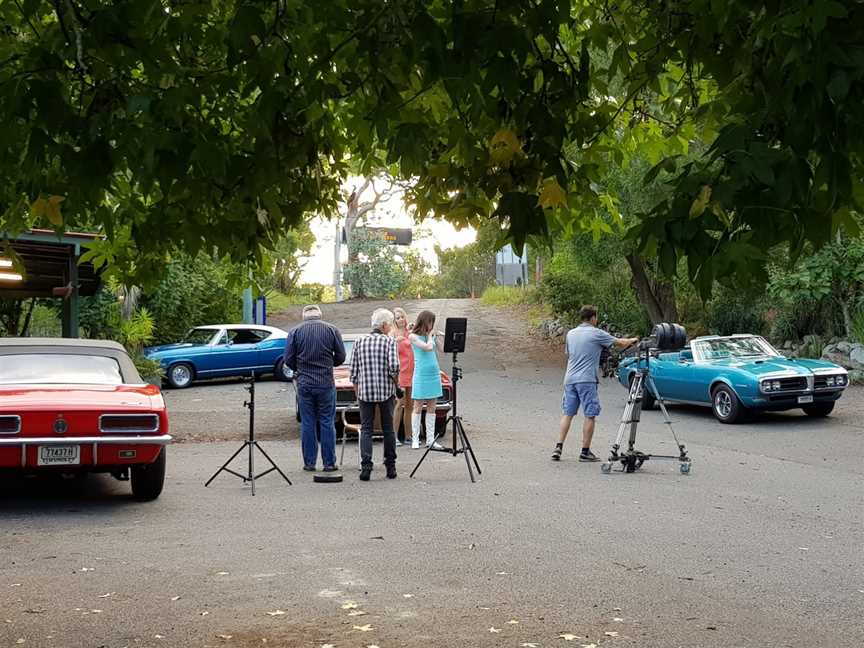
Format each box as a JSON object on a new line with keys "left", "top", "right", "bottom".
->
{"left": 99, "top": 414, "right": 160, "bottom": 433}
{"left": 0, "top": 415, "right": 21, "bottom": 434}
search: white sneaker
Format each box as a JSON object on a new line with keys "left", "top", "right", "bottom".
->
{"left": 411, "top": 440, "right": 420, "bottom": 449}
{"left": 427, "top": 441, "right": 444, "bottom": 450}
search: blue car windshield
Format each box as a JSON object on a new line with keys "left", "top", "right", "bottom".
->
{"left": 184, "top": 328, "right": 217, "bottom": 345}
{"left": 695, "top": 337, "right": 778, "bottom": 360}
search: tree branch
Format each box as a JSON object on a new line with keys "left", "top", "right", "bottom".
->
{"left": 13, "top": 0, "right": 41, "bottom": 38}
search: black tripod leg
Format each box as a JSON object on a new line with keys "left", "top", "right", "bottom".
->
{"left": 253, "top": 441, "right": 293, "bottom": 485}
{"left": 409, "top": 440, "right": 436, "bottom": 478}
{"left": 204, "top": 442, "right": 249, "bottom": 487}
{"left": 455, "top": 420, "right": 476, "bottom": 483}
{"left": 456, "top": 419, "right": 482, "bottom": 475}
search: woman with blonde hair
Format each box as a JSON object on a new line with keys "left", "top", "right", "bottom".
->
{"left": 391, "top": 307, "right": 413, "bottom": 446}
{"left": 408, "top": 310, "right": 444, "bottom": 449}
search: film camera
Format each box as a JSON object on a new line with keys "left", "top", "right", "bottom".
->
{"left": 603, "top": 322, "right": 691, "bottom": 475}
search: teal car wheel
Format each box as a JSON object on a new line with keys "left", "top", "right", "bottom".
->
{"left": 167, "top": 363, "right": 195, "bottom": 389}
{"left": 711, "top": 384, "right": 743, "bottom": 424}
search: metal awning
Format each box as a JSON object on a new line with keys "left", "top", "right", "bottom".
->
{"left": 0, "top": 229, "right": 103, "bottom": 337}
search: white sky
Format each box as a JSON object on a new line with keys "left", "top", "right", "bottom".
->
{"left": 299, "top": 180, "right": 477, "bottom": 285}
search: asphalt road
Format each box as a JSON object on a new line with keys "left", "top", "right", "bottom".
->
{"left": 2, "top": 299, "right": 863, "bottom": 648}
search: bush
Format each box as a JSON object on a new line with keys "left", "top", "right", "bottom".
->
{"left": 706, "top": 286, "right": 767, "bottom": 336}
{"left": 539, "top": 249, "right": 648, "bottom": 334}
{"left": 142, "top": 253, "right": 243, "bottom": 344}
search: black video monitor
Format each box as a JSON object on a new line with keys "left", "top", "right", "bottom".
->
{"left": 444, "top": 317, "right": 467, "bottom": 353}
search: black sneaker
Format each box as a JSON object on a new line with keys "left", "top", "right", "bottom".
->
{"left": 323, "top": 465, "right": 338, "bottom": 472}
{"left": 359, "top": 467, "right": 372, "bottom": 481}
{"left": 386, "top": 465, "right": 397, "bottom": 479}
{"left": 552, "top": 445, "right": 563, "bottom": 461}
{"left": 303, "top": 465, "right": 316, "bottom": 472}
{"left": 579, "top": 450, "right": 600, "bottom": 462}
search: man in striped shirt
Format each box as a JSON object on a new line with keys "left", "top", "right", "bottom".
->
{"left": 284, "top": 305, "right": 346, "bottom": 472}
{"left": 350, "top": 308, "right": 400, "bottom": 481}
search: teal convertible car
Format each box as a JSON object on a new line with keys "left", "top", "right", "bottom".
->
{"left": 617, "top": 334, "right": 848, "bottom": 423}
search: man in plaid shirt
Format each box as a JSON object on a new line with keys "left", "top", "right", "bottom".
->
{"left": 351, "top": 308, "right": 400, "bottom": 481}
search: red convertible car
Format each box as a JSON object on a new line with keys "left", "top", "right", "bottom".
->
{"left": 0, "top": 338, "right": 172, "bottom": 500}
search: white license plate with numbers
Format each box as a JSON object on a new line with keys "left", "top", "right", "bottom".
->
{"left": 797, "top": 395, "right": 814, "bottom": 404}
{"left": 38, "top": 445, "right": 80, "bottom": 466}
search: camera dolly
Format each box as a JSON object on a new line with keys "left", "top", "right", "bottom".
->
{"left": 603, "top": 326, "right": 692, "bottom": 476}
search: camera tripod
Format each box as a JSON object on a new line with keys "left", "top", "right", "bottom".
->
{"left": 410, "top": 352, "right": 482, "bottom": 483}
{"left": 205, "top": 372, "right": 292, "bottom": 495}
{"left": 603, "top": 345, "right": 691, "bottom": 475}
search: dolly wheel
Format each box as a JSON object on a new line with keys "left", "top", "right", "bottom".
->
{"left": 600, "top": 462, "right": 612, "bottom": 474}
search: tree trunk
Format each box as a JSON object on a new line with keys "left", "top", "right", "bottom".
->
{"left": 626, "top": 253, "right": 679, "bottom": 324}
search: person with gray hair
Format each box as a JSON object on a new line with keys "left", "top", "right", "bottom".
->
{"left": 284, "top": 304, "right": 346, "bottom": 472}
{"left": 350, "top": 308, "right": 400, "bottom": 481}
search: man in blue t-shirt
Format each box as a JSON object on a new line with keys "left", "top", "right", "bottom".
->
{"left": 553, "top": 305, "right": 638, "bottom": 462}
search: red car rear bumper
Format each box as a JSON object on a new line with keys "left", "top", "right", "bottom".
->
{"left": 0, "top": 435, "right": 172, "bottom": 469}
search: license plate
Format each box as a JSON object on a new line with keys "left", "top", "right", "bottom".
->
{"left": 38, "top": 445, "right": 80, "bottom": 466}
{"left": 797, "top": 395, "right": 814, "bottom": 404}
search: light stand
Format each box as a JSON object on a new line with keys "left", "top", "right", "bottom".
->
{"left": 410, "top": 351, "right": 482, "bottom": 482}
{"left": 602, "top": 340, "right": 691, "bottom": 475}
{"left": 205, "top": 372, "right": 292, "bottom": 495}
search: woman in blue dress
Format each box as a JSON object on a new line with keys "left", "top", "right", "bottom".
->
{"left": 408, "top": 310, "right": 444, "bottom": 449}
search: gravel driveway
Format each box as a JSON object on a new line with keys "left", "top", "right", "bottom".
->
{"left": 2, "top": 298, "right": 863, "bottom": 648}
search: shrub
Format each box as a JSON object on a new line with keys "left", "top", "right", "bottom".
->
{"left": 706, "top": 286, "right": 767, "bottom": 336}
{"left": 142, "top": 253, "right": 243, "bottom": 344}
{"left": 539, "top": 249, "right": 648, "bottom": 334}
{"left": 850, "top": 307, "right": 864, "bottom": 345}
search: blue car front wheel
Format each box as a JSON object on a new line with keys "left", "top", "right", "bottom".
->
{"left": 711, "top": 384, "right": 743, "bottom": 424}
{"left": 167, "top": 363, "right": 195, "bottom": 389}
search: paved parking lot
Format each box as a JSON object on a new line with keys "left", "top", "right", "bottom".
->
{"left": 2, "top": 299, "right": 863, "bottom": 647}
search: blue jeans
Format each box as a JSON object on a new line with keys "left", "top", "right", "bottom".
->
{"left": 297, "top": 384, "right": 336, "bottom": 468}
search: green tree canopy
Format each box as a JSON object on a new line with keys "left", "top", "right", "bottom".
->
{"left": 3, "top": 1, "right": 863, "bottom": 291}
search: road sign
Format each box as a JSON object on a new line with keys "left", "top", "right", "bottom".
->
{"left": 349, "top": 227, "right": 413, "bottom": 245}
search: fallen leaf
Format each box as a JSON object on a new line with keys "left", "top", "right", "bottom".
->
{"left": 613, "top": 617, "right": 624, "bottom": 621}
{"left": 154, "top": 635, "right": 164, "bottom": 640}
{"left": 367, "top": 645, "right": 380, "bottom": 648}
{"left": 80, "top": 568, "right": 94, "bottom": 572}
{"left": 341, "top": 602, "right": 359, "bottom": 610}
{"left": 347, "top": 611, "right": 367, "bottom": 617}
{"left": 201, "top": 611, "right": 210, "bottom": 616}
{"left": 507, "top": 619, "right": 520, "bottom": 625}
{"left": 521, "top": 644, "right": 540, "bottom": 648}
{"left": 581, "top": 644, "right": 597, "bottom": 648}
{"left": 559, "top": 634, "right": 579, "bottom": 641}
{"left": 604, "top": 631, "right": 619, "bottom": 637}
{"left": 495, "top": 571, "right": 510, "bottom": 575}
{"left": 171, "top": 596, "right": 181, "bottom": 601}
{"left": 353, "top": 624, "right": 373, "bottom": 632}
{"left": 16, "top": 640, "right": 25, "bottom": 645}
{"left": 613, "top": 607, "right": 622, "bottom": 611}
{"left": 799, "top": 547, "right": 809, "bottom": 551}
{"left": 98, "top": 593, "right": 114, "bottom": 598}
{"left": 320, "top": 645, "right": 335, "bottom": 648}
{"left": 10, "top": 584, "right": 22, "bottom": 587}
{"left": 216, "top": 571, "right": 230, "bottom": 576}
{"left": 91, "top": 609, "right": 103, "bottom": 613}
{"left": 489, "top": 627, "right": 502, "bottom": 633}
{"left": 479, "top": 606, "right": 491, "bottom": 610}
{"left": 402, "top": 594, "right": 414, "bottom": 598}
{"left": 216, "top": 635, "right": 232, "bottom": 641}
{"left": 266, "top": 610, "right": 286, "bottom": 616}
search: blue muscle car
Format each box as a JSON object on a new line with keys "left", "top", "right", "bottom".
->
{"left": 144, "top": 324, "right": 293, "bottom": 389}
{"left": 617, "top": 334, "right": 848, "bottom": 423}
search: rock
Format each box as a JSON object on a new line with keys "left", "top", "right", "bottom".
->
{"left": 849, "top": 346, "right": 864, "bottom": 369}
{"left": 783, "top": 340, "right": 794, "bottom": 350}
{"left": 837, "top": 341, "right": 853, "bottom": 354}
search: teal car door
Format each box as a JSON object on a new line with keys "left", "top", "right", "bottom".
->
{"left": 650, "top": 352, "right": 690, "bottom": 401}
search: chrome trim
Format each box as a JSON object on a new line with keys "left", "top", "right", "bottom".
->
{"left": 0, "top": 415, "right": 21, "bottom": 435}
{"left": 0, "top": 435, "right": 172, "bottom": 446}
{"left": 98, "top": 413, "right": 160, "bottom": 434}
